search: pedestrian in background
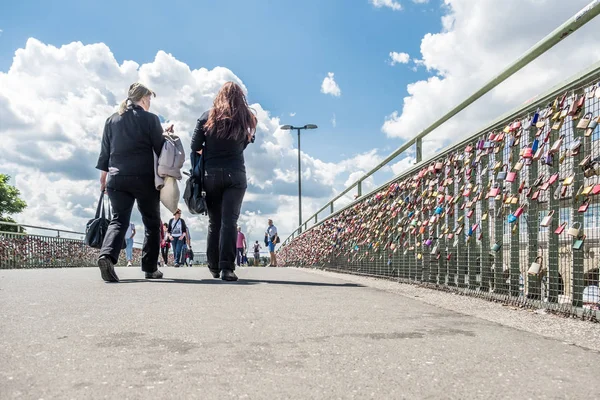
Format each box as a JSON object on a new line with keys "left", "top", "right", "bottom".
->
{"left": 167, "top": 209, "right": 188, "bottom": 268}
{"left": 266, "top": 219, "right": 278, "bottom": 267}
{"left": 160, "top": 222, "right": 170, "bottom": 266}
{"left": 236, "top": 226, "right": 246, "bottom": 267}
{"left": 96, "top": 82, "right": 167, "bottom": 282}
{"left": 190, "top": 81, "right": 256, "bottom": 281}
{"left": 253, "top": 241, "right": 261, "bottom": 267}
{"left": 125, "top": 222, "right": 136, "bottom": 267}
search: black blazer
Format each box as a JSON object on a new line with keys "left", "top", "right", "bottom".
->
{"left": 96, "top": 105, "right": 164, "bottom": 176}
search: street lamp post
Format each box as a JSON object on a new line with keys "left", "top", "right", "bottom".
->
{"left": 280, "top": 124, "right": 318, "bottom": 233}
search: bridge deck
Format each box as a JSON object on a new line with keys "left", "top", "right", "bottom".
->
{"left": 1, "top": 267, "right": 598, "bottom": 399}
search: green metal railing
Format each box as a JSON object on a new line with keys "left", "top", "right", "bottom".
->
{"left": 283, "top": 0, "right": 600, "bottom": 244}
{"left": 280, "top": 2, "right": 600, "bottom": 319}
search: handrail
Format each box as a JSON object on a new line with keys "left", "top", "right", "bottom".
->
{"left": 282, "top": 60, "right": 600, "bottom": 245}
{"left": 0, "top": 221, "right": 85, "bottom": 236}
{"left": 284, "top": 0, "right": 600, "bottom": 245}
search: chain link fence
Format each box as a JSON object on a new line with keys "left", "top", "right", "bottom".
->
{"left": 279, "top": 67, "right": 600, "bottom": 320}
{"left": 0, "top": 224, "right": 143, "bottom": 268}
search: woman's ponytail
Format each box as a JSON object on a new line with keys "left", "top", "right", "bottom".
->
{"left": 118, "top": 83, "right": 156, "bottom": 115}
{"left": 118, "top": 99, "right": 129, "bottom": 115}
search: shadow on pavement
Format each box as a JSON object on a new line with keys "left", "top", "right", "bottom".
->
{"left": 116, "top": 278, "right": 363, "bottom": 287}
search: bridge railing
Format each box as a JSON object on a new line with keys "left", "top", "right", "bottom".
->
{"left": 280, "top": 59, "right": 600, "bottom": 318}
{"left": 0, "top": 222, "right": 142, "bottom": 269}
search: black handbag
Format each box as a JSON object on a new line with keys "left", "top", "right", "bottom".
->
{"left": 85, "top": 192, "right": 109, "bottom": 249}
{"left": 184, "top": 151, "right": 208, "bottom": 215}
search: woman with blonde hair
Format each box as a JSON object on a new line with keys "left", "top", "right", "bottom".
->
{"left": 191, "top": 82, "right": 256, "bottom": 281}
{"left": 96, "top": 83, "right": 169, "bottom": 282}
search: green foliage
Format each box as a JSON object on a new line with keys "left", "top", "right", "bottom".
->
{"left": 0, "top": 174, "right": 26, "bottom": 232}
{"left": 0, "top": 216, "right": 21, "bottom": 233}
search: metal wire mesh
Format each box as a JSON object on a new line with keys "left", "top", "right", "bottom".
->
{"left": 0, "top": 232, "right": 141, "bottom": 269}
{"left": 280, "top": 74, "right": 600, "bottom": 319}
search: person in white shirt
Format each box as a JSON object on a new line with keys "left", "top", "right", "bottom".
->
{"left": 125, "top": 222, "right": 136, "bottom": 267}
{"left": 266, "top": 219, "right": 278, "bottom": 267}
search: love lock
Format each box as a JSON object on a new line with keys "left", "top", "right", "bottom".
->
{"left": 568, "top": 222, "right": 581, "bottom": 237}
{"left": 528, "top": 256, "right": 543, "bottom": 276}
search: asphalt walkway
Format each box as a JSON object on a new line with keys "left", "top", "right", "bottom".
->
{"left": 1, "top": 267, "right": 598, "bottom": 399}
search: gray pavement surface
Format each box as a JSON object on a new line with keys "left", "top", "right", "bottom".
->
{"left": 1, "top": 266, "right": 599, "bottom": 399}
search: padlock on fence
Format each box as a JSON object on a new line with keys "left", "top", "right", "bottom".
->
{"left": 528, "top": 256, "right": 543, "bottom": 276}
{"left": 567, "top": 222, "right": 581, "bottom": 237}
{"left": 431, "top": 242, "right": 439, "bottom": 255}
{"left": 540, "top": 211, "right": 554, "bottom": 228}
{"left": 497, "top": 164, "right": 508, "bottom": 180}
{"left": 573, "top": 235, "right": 586, "bottom": 250}
{"left": 491, "top": 242, "right": 502, "bottom": 252}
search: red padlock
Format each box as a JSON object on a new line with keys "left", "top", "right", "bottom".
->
{"left": 514, "top": 205, "right": 525, "bottom": 217}
{"left": 523, "top": 147, "right": 533, "bottom": 159}
{"left": 579, "top": 199, "right": 590, "bottom": 213}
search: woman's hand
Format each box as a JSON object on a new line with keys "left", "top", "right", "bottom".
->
{"left": 165, "top": 124, "right": 175, "bottom": 134}
{"left": 100, "top": 171, "right": 108, "bottom": 192}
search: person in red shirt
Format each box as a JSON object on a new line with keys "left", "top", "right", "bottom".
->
{"left": 236, "top": 226, "right": 246, "bottom": 267}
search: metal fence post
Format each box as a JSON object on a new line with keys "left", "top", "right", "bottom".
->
{"left": 448, "top": 163, "right": 457, "bottom": 287}
{"left": 416, "top": 138, "right": 423, "bottom": 164}
{"left": 546, "top": 122, "right": 560, "bottom": 303}
{"left": 571, "top": 99, "right": 586, "bottom": 308}
{"left": 510, "top": 140, "right": 521, "bottom": 299}
{"left": 526, "top": 127, "right": 541, "bottom": 300}
{"left": 480, "top": 147, "right": 491, "bottom": 293}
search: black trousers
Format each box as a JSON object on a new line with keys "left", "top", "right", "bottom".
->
{"left": 100, "top": 174, "right": 161, "bottom": 272}
{"left": 204, "top": 168, "right": 246, "bottom": 271}
{"left": 161, "top": 245, "right": 169, "bottom": 264}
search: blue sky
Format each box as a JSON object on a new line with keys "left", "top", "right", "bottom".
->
{"left": 2, "top": 0, "right": 599, "bottom": 245}
{"left": 0, "top": 0, "right": 442, "bottom": 163}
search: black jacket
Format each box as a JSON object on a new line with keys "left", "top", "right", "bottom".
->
{"left": 190, "top": 110, "right": 250, "bottom": 172}
{"left": 96, "top": 105, "right": 164, "bottom": 176}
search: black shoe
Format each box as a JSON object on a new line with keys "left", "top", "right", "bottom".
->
{"left": 145, "top": 270, "right": 163, "bottom": 279}
{"left": 98, "top": 256, "right": 119, "bottom": 283}
{"left": 221, "top": 270, "right": 238, "bottom": 282}
{"left": 174, "top": 263, "right": 180, "bottom": 268}
{"left": 208, "top": 268, "right": 220, "bottom": 279}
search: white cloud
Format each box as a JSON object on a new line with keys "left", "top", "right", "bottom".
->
{"left": 331, "top": 113, "right": 337, "bottom": 128}
{"left": 389, "top": 51, "right": 410, "bottom": 66}
{"left": 0, "top": 38, "right": 390, "bottom": 250}
{"left": 370, "top": 0, "right": 402, "bottom": 11}
{"left": 412, "top": 0, "right": 429, "bottom": 3}
{"left": 381, "top": 0, "right": 600, "bottom": 149}
{"left": 320, "top": 72, "right": 341, "bottom": 97}
{"left": 289, "top": 112, "right": 296, "bottom": 117}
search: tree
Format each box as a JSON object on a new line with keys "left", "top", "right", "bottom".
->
{"left": 0, "top": 174, "right": 27, "bottom": 233}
